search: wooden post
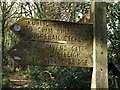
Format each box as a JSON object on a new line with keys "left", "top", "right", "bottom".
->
{"left": 91, "top": 2, "right": 108, "bottom": 89}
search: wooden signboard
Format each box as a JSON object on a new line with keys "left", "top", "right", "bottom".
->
{"left": 9, "top": 18, "right": 93, "bottom": 67}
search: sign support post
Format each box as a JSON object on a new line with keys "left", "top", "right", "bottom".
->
{"left": 91, "top": 2, "right": 108, "bottom": 89}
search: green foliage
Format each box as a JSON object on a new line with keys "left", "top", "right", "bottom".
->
{"left": 2, "top": 66, "right": 12, "bottom": 87}
{"left": 107, "top": 2, "right": 120, "bottom": 88}
{"left": 107, "top": 3, "right": 120, "bottom": 65}
{"left": 29, "top": 66, "right": 91, "bottom": 89}
{"left": 54, "top": 67, "right": 91, "bottom": 88}
{"left": 1, "top": 1, "right": 120, "bottom": 89}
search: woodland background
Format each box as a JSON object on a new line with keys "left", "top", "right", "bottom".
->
{"left": 0, "top": 1, "right": 120, "bottom": 89}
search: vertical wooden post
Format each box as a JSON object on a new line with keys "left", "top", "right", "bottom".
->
{"left": 91, "top": 2, "right": 108, "bottom": 89}
{"left": 0, "top": 3, "right": 2, "bottom": 89}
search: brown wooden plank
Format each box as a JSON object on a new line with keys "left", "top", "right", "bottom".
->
{"left": 9, "top": 18, "right": 93, "bottom": 67}
{"left": 8, "top": 41, "right": 93, "bottom": 67}
{"left": 10, "top": 18, "right": 93, "bottom": 44}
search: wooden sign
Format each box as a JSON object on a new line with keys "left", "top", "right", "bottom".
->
{"left": 8, "top": 41, "right": 92, "bottom": 67}
{"left": 9, "top": 18, "right": 93, "bottom": 67}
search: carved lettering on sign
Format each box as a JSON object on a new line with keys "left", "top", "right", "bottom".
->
{"left": 8, "top": 41, "right": 92, "bottom": 67}
{"left": 11, "top": 18, "right": 93, "bottom": 43}
{"left": 9, "top": 18, "right": 93, "bottom": 67}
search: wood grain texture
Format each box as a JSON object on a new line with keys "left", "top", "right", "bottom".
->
{"left": 91, "top": 2, "right": 108, "bottom": 88}
{"left": 9, "top": 18, "right": 93, "bottom": 67}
